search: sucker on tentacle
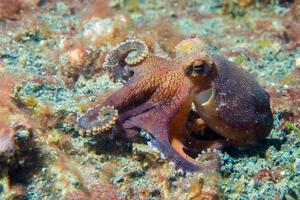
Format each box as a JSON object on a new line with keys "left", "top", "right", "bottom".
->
{"left": 76, "top": 38, "right": 273, "bottom": 172}
{"left": 196, "top": 149, "right": 221, "bottom": 170}
{"left": 103, "top": 39, "right": 149, "bottom": 83}
{"left": 76, "top": 106, "right": 118, "bottom": 136}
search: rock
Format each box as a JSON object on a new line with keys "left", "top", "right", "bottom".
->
{"left": 295, "top": 57, "right": 300, "bottom": 68}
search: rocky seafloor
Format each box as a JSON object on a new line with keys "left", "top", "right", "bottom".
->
{"left": 0, "top": 0, "right": 299, "bottom": 199}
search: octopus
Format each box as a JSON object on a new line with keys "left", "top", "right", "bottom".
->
{"left": 77, "top": 38, "right": 273, "bottom": 172}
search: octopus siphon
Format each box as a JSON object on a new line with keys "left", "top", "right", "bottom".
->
{"left": 77, "top": 38, "right": 273, "bottom": 172}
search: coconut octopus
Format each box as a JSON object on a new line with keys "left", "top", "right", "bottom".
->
{"left": 77, "top": 38, "right": 273, "bottom": 172}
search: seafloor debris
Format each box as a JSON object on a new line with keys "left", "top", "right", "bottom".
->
{"left": 0, "top": 0, "right": 299, "bottom": 199}
{"left": 60, "top": 47, "right": 102, "bottom": 87}
{"left": 0, "top": 0, "right": 22, "bottom": 20}
{"left": 252, "top": 168, "right": 281, "bottom": 183}
{"left": 0, "top": 124, "right": 35, "bottom": 166}
{"left": 64, "top": 184, "right": 123, "bottom": 200}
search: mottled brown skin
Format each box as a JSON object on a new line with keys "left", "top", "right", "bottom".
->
{"left": 193, "top": 53, "right": 273, "bottom": 146}
{"left": 78, "top": 39, "right": 273, "bottom": 171}
{"left": 102, "top": 55, "right": 219, "bottom": 171}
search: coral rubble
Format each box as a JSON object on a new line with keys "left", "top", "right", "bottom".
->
{"left": 0, "top": 0, "right": 299, "bottom": 199}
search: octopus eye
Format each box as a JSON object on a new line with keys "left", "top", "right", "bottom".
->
{"left": 186, "top": 65, "right": 194, "bottom": 75}
{"left": 184, "top": 59, "right": 215, "bottom": 77}
{"left": 193, "top": 63, "right": 208, "bottom": 74}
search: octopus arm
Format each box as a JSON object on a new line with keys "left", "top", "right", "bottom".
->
{"left": 126, "top": 111, "right": 204, "bottom": 171}
{"left": 103, "top": 39, "right": 149, "bottom": 83}
{"left": 103, "top": 75, "right": 158, "bottom": 113}
{"left": 126, "top": 56, "right": 175, "bottom": 85}
{"left": 122, "top": 89, "right": 218, "bottom": 171}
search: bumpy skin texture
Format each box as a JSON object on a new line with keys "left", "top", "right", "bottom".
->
{"left": 102, "top": 55, "right": 219, "bottom": 171}
{"left": 103, "top": 39, "right": 149, "bottom": 83}
{"left": 77, "top": 39, "right": 273, "bottom": 171}
{"left": 77, "top": 106, "right": 118, "bottom": 136}
{"left": 193, "top": 54, "right": 273, "bottom": 146}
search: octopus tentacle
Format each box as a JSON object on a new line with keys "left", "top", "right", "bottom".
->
{"left": 124, "top": 40, "right": 149, "bottom": 65}
{"left": 76, "top": 106, "right": 118, "bottom": 136}
{"left": 180, "top": 134, "right": 225, "bottom": 161}
{"left": 195, "top": 149, "right": 221, "bottom": 170}
{"left": 75, "top": 38, "right": 272, "bottom": 172}
{"left": 150, "top": 134, "right": 204, "bottom": 171}
{"left": 103, "top": 39, "right": 149, "bottom": 82}
{"left": 171, "top": 135, "right": 221, "bottom": 171}
{"left": 150, "top": 129, "right": 220, "bottom": 172}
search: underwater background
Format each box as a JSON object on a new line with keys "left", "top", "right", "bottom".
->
{"left": 0, "top": 0, "right": 300, "bottom": 199}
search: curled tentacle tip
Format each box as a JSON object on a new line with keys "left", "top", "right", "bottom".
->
{"left": 76, "top": 106, "right": 118, "bottom": 136}
{"left": 103, "top": 38, "right": 149, "bottom": 82}
{"left": 124, "top": 39, "right": 149, "bottom": 66}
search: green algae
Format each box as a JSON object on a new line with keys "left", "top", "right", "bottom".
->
{"left": 232, "top": 54, "right": 247, "bottom": 65}
{"left": 0, "top": 1, "right": 299, "bottom": 199}
{"left": 286, "top": 122, "right": 300, "bottom": 138}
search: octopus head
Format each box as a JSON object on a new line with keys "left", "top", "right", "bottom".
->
{"left": 191, "top": 53, "right": 273, "bottom": 146}
{"left": 176, "top": 38, "right": 273, "bottom": 146}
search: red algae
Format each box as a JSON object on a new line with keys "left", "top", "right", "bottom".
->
{"left": 82, "top": 0, "right": 114, "bottom": 21}
{"left": 59, "top": 46, "right": 103, "bottom": 87}
{"left": 253, "top": 169, "right": 281, "bottom": 183}
{"left": 0, "top": 0, "right": 21, "bottom": 20}
{"left": 0, "top": 71, "right": 36, "bottom": 167}
{"left": 64, "top": 184, "right": 123, "bottom": 200}
{"left": 281, "top": 1, "right": 300, "bottom": 50}
{"left": 0, "top": 72, "right": 19, "bottom": 106}
{"left": 0, "top": 120, "right": 14, "bottom": 158}
{"left": 0, "top": 0, "right": 299, "bottom": 199}
{"left": 269, "top": 67, "right": 300, "bottom": 126}
{"left": 134, "top": 19, "right": 185, "bottom": 57}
